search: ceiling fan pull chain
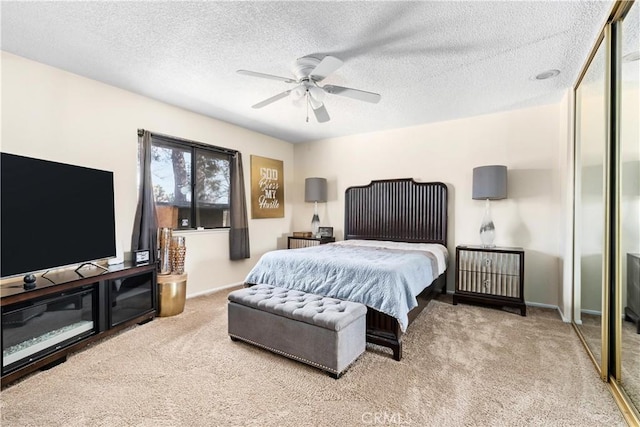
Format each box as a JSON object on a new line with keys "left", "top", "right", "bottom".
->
{"left": 306, "top": 90, "right": 309, "bottom": 122}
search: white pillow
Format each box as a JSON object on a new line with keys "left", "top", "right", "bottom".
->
{"left": 334, "top": 239, "right": 448, "bottom": 274}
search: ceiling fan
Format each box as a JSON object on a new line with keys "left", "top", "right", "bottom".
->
{"left": 237, "top": 55, "right": 381, "bottom": 123}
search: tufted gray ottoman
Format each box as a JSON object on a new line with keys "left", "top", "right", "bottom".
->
{"left": 228, "top": 284, "right": 367, "bottom": 378}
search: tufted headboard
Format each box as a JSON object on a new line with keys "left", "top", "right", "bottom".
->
{"left": 344, "top": 178, "right": 448, "bottom": 246}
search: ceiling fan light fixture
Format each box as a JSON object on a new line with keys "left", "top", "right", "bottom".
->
{"left": 291, "top": 85, "right": 306, "bottom": 99}
{"left": 238, "top": 54, "right": 381, "bottom": 122}
{"left": 532, "top": 69, "right": 560, "bottom": 80}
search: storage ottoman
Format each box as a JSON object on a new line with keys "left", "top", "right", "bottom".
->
{"left": 228, "top": 284, "right": 367, "bottom": 378}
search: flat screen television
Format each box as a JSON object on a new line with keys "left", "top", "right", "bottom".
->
{"left": 1, "top": 153, "right": 116, "bottom": 278}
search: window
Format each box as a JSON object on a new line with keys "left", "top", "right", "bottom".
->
{"left": 149, "top": 136, "right": 232, "bottom": 230}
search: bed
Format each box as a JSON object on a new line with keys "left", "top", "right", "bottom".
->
{"left": 245, "top": 178, "right": 448, "bottom": 360}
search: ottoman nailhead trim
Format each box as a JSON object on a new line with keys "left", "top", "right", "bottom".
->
{"left": 230, "top": 333, "right": 365, "bottom": 376}
{"left": 229, "top": 333, "right": 337, "bottom": 374}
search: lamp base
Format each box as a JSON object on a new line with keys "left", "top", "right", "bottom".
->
{"left": 479, "top": 199, "right": 496, "bottom": 248}
{"left": 311, "top": 214, "right": 320, "bottom": 237}
{"left": 480, "top": 240, "right": 496, "bottom": 249}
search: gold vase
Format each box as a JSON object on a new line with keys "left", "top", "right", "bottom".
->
{"left": 170, "top": 236, "right": 186, "bottom": 275}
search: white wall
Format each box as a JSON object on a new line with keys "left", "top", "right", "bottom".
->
{"left": 293, "top": 102, "right": 568, "bottom": 306}
{"left": 1, "top": 51, "right": 576, "bottom": 307}
{"left": 1, "top": 52, "right": 294, "bottom": 297}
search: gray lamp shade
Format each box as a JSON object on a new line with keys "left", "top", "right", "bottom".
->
{"left": 305, "top": 177, "right": 327, "bottom": 202}
{"left": 472, "top": 165, "right": 507, "bottom": 200}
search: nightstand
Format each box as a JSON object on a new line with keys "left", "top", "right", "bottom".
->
{"left": 287, "top": 236, "right": 335, "bottom": 249}
{"left": 453, "top": 245, "right": 526, "bottom": 316}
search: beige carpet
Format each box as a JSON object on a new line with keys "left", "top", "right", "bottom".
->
{"left": 577, "top": 313, "right": 603, "bottom": 367}
{"left": 0, "top": 289, "right": 624, "bottom": 426}
{"left": 577, "top": 312, "right": 640, "bottom": 410}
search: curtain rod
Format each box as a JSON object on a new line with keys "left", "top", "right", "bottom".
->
{"left": 137, "top": 128, "right": 238, "bottom": 155}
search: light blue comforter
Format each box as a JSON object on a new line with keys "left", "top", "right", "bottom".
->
{"left": 244, "top": 244, "right": 440, "bottom": 331}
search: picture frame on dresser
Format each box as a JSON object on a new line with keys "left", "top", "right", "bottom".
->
{"left": 134, "top": 249, "right": 151, "bottom": 266}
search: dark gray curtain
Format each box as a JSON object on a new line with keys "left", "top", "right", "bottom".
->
{"left": 131, "top": 130, "right": 158, "bottom": 261}
{"left": 229, "top": 151, "right": 250, "bottom": 260}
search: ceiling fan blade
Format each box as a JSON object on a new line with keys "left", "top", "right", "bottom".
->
{"left": 309, "top": 56, "right": 343, "bottom": 81}
{"left": 323, "top": 85, "right": 381, "bottom": 104}
{"left": 237, "top": 70, "right": 296, "bottom": 84}
{"left": 307, "top": 85, "right": 326, "bottom": 103}
{"left": 312, "top": 103, "right": 330, "bottom": 123}
{"left": 251, "top": 90, "right": 292, "bottom": 109}
{"left": 308, "top": 95, "right": 323, "bottom": 110}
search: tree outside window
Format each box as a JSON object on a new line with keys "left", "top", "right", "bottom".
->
{"left": 150, "top": 140, "right": 230, "bottom": 229}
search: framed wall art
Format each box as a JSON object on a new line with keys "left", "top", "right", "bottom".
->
{"left": 250, "top": 155, "right": 285, "bottom": 219}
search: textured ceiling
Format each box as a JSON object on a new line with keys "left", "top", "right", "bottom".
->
{"left": 1, "top": 1, "right": 615, "bottom": 143}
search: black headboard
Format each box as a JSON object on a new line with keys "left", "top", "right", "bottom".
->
{"left": 344, "top": 178, "right": 447, "bottom": 246}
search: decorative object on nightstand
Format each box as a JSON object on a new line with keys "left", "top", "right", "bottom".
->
{"left": 453, "top": 245, "right": 525, "bottom": 316}
{"left": 318, "top": 226, "right": 333, "bottom": 238}
{"left": 292, "top": 231, "right": 313, "bottom": 238}
{"left": 305, "top": 177, "right": 327, "bottom": 237}
{"left": 472, "top": 165, "right": 507, "bottom": 248}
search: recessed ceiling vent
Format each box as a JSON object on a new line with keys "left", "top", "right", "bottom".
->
{"left": 623, "top": 51, "right": 640, "bottom": 62}
{"left": 533, "top": 69, "right": 561, "bottom": 80}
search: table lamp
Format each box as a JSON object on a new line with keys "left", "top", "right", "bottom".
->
{"left": 305, "top": 177, "right": 327, "bottom": 237}
{"left": 472, "top": 165, "right": 507, "bottom": 247}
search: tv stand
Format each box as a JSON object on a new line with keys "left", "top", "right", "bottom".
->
{"left": 1, "top": 262, "right": 156, "bottom": 388}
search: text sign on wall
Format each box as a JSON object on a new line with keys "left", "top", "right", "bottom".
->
{"left": 250, "top": 155, "right": 284, "bottom": 219}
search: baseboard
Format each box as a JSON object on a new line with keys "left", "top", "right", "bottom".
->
{"left": 526, "top": 301, "right": 568, "bottom": 322}
{"left": 446, "top": 290, "right": 568, "bottom": 321}
{"left": 552, "top": 306, "right": 604, "bottom": 323}
{"left": 186, "top": 282, "right": 244, "bottom": 299}
{"left": 556, "top": 307, "right": 571, "bottom": 323}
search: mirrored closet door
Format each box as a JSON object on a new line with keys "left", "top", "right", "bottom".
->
{"left": 574, "top": 35, "right": 608, "bottom": 375}
{"left": 616, "top": 0, "right": 639, "bottom": 413}
{"left": 573, "top": 0, "right": 639, "bottom": 422}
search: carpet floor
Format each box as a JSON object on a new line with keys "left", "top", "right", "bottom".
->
{"left": 0, "top": 289, "right": 625, "bottom": 426}
{"left": 577, "top": 311, "right": 640, "bottom": 410}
